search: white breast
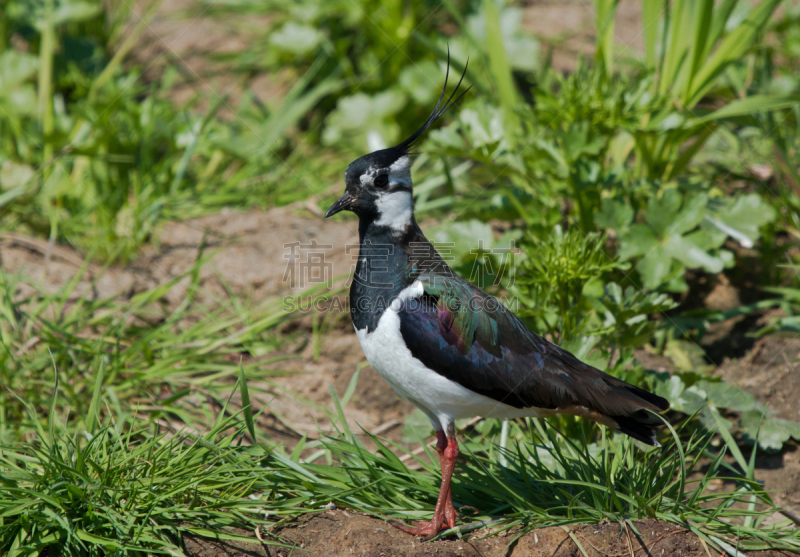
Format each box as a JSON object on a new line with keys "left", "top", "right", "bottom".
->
{"left": 373, "top": 190, "right": 412, "bottom": 231}
{"left": 354, "top": 281, "right": 543, "bottom": 431}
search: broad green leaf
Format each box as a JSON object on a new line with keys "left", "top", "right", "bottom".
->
{"left": 705, "top": 193, "right": 776, "bottom": 246}
{"left": 666, "top": 193, "right": 708, "bottom": 236}
{"left": 664, "top": 339, "right": 714, "bottom": 374}
{"left": 618, "top": 224, "right": 658, "bottom": 260}
{"left": 430, "top": 219, "right": 495, "bottom": 263}
{"left": 398, "top": 61, "right": 442, "bottom": 104}
{"left": 638, "top": 246, "right": 671, "bottom": 289}
{"left": 644, "top": 188, "right": 683, "bottom": 236}
{"left": 663, "top": 234, "right": 724, "bottom": 273}
{"left": 697, "top": 380, "right": 757, "bottom": 413}
{"left": 322, "top": 89, "right": 406, "bottom": 147}
{"left": 594, "top": 198, "right": 634, "bottom": 232}
{"left": 0, "top": 161, "right": 35, "bottom": 190}
{"left": 402, "top": 408, "right": 433, "bottom": 444}
{"left": 50, "top": 1, "right": 101, "bottom": 26}
{"left": 270, "top": 22, "right": 325, "bottom": 55}
{"left": 0, "top": 51, "right": 39, "bottom": 91}
{"left": 740, "top": 410, "right": 800, "bottom": 451}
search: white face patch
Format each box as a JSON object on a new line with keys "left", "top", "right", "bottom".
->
{"left": 355, "top": 155, "right": 414, "bottom": 232}
{"left": 388, "top": 155, "right": 412, "bottom": 188}
{"left": 374, "top": 190, "right": 412, "bottom": 231}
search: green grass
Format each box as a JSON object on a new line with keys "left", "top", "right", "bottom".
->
{"left": 2, "top": 376, "right": 798, "bottom": 555}
{"left": 0, "top": 250, "right": 323, "bottom": 442}
{"left": 0, "top": 405, "right": 274, "bottom": 555}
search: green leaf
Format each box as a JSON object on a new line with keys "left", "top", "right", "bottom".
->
{"left": 52, "top": 1, "right": 101, "bottom": 24}
{"left": 481, "top": 0, "right": 519, "bottom": 128}
{"left": 690, "top": 95, "right": 800, "bottom": 125}
{"left": 663, "top": 234, "right": 724, "bottom": 273}
{"left": 430, "top": 219, "right": 495, "bottom": 264}
{"left": 665, "top": 193, "right": 708, "bottom": 236}
{"left": 0, "top": 51, "right": 39, "bottom": 91}
{"left": 401, "top": 408, "right": 433, "bottom": 444}
{"left": 644, "top": 189, "right": 683, "bottom": 235}
{"left": 594, "top": 198, "right": 634, "bottom": 232}
{"left": 0, "top": 161, "right": 35, "bottom": 191}
{"left": 594, "top": 0, "right": 620, "bottom": 75}
{"left": 687, "top": 0, "right": 782, "bottom": 106}
{"left": 398, "top": 61, "right": 442, "bottom": 104}
{"left": 664, "top": 339, "right": 714, "bottom": 374}
{"left": 641, "top": 0, "right": 660, "bottom": 67}
{"left": 638, "top": 247, "right": 671, "bottom": 289}
{"left": 705, "top": 194, "right": 775, "bottom": 247}
{"left": 238, "top": 362, "right": 256, "bottom": 444}
{"left": 618, "top": 224, "right": 658, "bottom": 260}
{"left": 270, "top": 22, "right": 325, "bottom": 55}
{"left": 697, "top": 380, "right": 757, "bottom": 413}
{"left": 740, "top": 410, "right": 800, "bottom": 451}
{"left": 85, "top": 358, "right": 105, "bottom": 436}
{"left": 322, "top": 90, "right": 407, "bottom": 147}
{"left": 76, "top": 530, "right": 121, "bottom": 550}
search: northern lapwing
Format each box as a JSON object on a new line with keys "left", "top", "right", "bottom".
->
{"left": 324, "top": 59, "right": 670, "bottom": 539}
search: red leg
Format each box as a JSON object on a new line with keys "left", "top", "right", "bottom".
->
{"left": 393, "top": 431, "right": 459, "bottom": 539}
{"left": 441, "top": 435, "right": 459, "bottom": 529}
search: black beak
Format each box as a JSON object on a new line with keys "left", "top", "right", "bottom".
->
{"left": 324, "top": 191, "right": 354, "bottom": 218}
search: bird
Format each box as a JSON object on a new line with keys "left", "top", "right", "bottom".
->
{"left": 324, "top": 57, "right": 669, "bottom": 539}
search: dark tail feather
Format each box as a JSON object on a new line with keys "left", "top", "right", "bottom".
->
{"left": 623, "top": 384, "right": 669, "bottom": 412}
{"left": 611, "top": 411, "right": 665, "bottom": 446}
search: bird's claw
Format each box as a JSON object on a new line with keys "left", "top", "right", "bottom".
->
{"left": 390, "top": 519, "right": 448, "bottom": 540}
{"left": 390, "top": 503, "right": 458, "bottom": 540}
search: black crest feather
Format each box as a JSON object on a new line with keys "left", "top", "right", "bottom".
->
{"left": 393, "top": 48, "right": 471, "bottom": 154}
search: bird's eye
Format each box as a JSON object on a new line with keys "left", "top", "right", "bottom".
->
{"left": 373, "top": 174, "right": 389, "bottom": 189}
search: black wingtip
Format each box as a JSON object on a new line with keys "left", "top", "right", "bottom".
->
{"left": 393, "top": 47, "right": 470, "bottom": 154}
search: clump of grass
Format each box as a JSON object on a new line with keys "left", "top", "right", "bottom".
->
{"left": 2, "top": 377, "right": 798, "bottom": 555}
{"left": 0, "top": 386, "right": 281, "bottom": 555}
{"left": 0, "top": 250, "right": 322, "bottom": 443}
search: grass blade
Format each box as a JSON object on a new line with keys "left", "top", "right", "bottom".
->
{"left": 238, "top": 360, "right": 256, "bottom": 445}
{"left": 85, "top": 357, "right": 106, "bottom": 436}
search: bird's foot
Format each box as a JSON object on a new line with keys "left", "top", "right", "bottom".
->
{"left": 390, "top": 518, "right": 449, "bottom": 540}
{"left": 391, "top": 505, "right": 458, "bottom": 540}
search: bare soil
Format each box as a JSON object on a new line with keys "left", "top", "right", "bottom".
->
{"left": 715, "top": 336, "right": 800, "bottom": 513}
{"left": 183, "top": 511, "right": 795, "bottom": 557}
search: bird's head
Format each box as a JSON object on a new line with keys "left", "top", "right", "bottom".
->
{"left": 325, "top": 55, "right": 469, "bottom": 232}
